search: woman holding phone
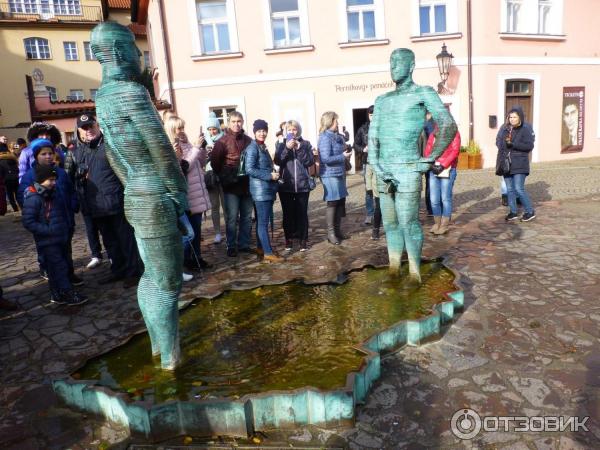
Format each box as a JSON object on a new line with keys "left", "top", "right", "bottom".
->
{"left": 274, "top": 119, "right": 314, "bottom": 252}
{"left": 317, "top": 111, "right": 352, "bottom": 245}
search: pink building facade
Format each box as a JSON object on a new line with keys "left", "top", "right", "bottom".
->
{"left": 136, "top": 0, "right": 600, "bottom": 168}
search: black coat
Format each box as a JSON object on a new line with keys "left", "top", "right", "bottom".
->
{"left": 495, "top": 106, "right": 535, "bottom": 175}
{"left": 353, "top": 122, "right": 370, "bottom": 165}
{"left": 67, "top": 135, "right": 124, "bottom": 217}
{"left": 274, "top": 138, "right": 315, "bottom": 193}
{"left": 0, "top": 152, "right": 19, "bottom": 183}
{"left": 22, "top": 184, "right": 69, "bottom": 248}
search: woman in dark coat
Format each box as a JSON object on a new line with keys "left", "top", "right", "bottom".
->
{"left": 495, "top": 106, "right": 536, "bottom": 222}
{"left": 274, "top": 119, "right": 314, "bottom": 252}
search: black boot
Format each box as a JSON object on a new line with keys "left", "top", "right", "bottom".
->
{"left": 326, "top": 206, "right": 340, "bottom": 245}
{"left": 335, "top": 204, "right": 349, "bottom": 240}
{"left": 501, "top": 194, "right": 508, "bottom": 206}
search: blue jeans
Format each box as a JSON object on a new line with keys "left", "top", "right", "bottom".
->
{"left": 504, "top": 174, "right": 534, "bottom": 215}
{"left": 255, "top": 200, "right": 274, "bottom": 255}
{"left": 363, "top": 165, "right": 374, "bottom": 216}
{"left": 179, "top": 214, "right": 194, "bottom": 250}
{"left": 428, "top": 168, "right": 457, "bottom": 217}
{"left": 223, "top": 192, "right": 253, "bottom": 250}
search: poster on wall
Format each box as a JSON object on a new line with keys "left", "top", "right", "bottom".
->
{"left": 561, "top": 86, "right": 585, "bottom": 153}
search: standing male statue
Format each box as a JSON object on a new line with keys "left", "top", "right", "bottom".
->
{"left": 369, "top": 48, "right": 457, "bottom": 282}
{"left": 91, "top": 23, "right": 188, "bottom": 370}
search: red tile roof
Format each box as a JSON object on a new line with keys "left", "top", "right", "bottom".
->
{"left": 108, "top": 0, "right": 130, "bottom": 9}
{"left": 128, "top": 22, "right": 146, "bottom": 36}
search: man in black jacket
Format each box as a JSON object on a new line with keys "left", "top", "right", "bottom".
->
{"left": 353, "top": 105, "right": 374, "bottom": 224}
{"left": 66, "top": 115, "right": 141, "bottom": 286}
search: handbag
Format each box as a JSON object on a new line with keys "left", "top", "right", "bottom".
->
{"left": 344, "top": 158, "right": 352, "bottom": 172}
{"left": 436, "top": 166, "right": 451, "bottom": 178}
{"left": 495, "top": 151, "right": 511, "bottom": 176}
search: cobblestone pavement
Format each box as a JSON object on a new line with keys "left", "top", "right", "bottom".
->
{"left": 1, "top": 157, "right": 600, "bottom": 449}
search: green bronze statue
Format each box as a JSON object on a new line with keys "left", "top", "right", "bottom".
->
{"left": 369, "top": 48, "right": 457, "bottom": 282}
{"left": 91, "top": 23, "right": 188, "bottom": 370}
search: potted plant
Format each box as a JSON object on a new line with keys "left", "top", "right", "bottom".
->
{"left": 466, "top": 140, "right": 483, "bottom": 169}
{"left": 457, "top": 145, "right": 470, "bottom": 169}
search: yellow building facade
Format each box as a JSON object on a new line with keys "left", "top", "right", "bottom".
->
{"left": 0, "top": 0, "right": 148, "bottom": 139}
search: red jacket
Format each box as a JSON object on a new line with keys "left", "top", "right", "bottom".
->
{"left": 424, "top": 130, "right": 461, "bottom": 169}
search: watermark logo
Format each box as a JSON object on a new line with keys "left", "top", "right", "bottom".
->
{"left": 450, "top": 408, "right": 589, "bottom": 440}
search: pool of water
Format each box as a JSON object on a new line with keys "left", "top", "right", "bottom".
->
{"left": 75, "top": 263, "right": 457, "bottom": 402}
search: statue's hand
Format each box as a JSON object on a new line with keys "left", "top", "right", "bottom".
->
{"left": 416, "top": 160, "right": 433, "bottom": 173}
{"left": 168, "top": 192, "right": 188, "bottom": 216}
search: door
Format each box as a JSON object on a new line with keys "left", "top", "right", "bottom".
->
{"left": 504, "top": 79, "right": 533, "bottom": 123}
{"left": 352, "top": 108, "right": 369, "bottom": 171}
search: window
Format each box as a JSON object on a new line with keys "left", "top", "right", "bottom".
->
{"left": 63, "top": 41, "right": 78, "bottom": 61}
{"left": 83, "top": 42, "right": 96, "bottom": 60}
{"left": 419, "top": 0, "right": 447, "bottom": 34}
{"left": 346, "top": 0, "right": 376, "bottom": 41}
{"left": 270, "top": 0, "right": 301, "bottom": 47}
{"left": 209, "top": 105, "right": 237, "bottom": 126}
{"left": 196, "top": 1, "right": 231, "bottom": 53}
{"left": 24, "top": 38, "right": 51, "bottom": 59}
{"left": 53, "top": 0, "right": 81, "bottom": 15}
{"left": 9, "top": 0, "right": 81, "bottom": 15}
{"left": 90, "top": 89, "right": 98, "bottom": 100}
{"left": 46, "top": 86, "right": 58, "bottom": 102}
{"left": 68, "top": 89, "right": 84, "bottom": 101}
{"left": 502, "top": 0, "right": 563, "bottom": 35}
{"left": 9, "top": 0, "right": 38, "bottom": 14}
{"left": 143, "top": 51, "right": 151, "bottom": 68}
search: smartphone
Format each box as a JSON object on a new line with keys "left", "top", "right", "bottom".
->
{"left": 286, "top": 132, "right": 294, "bottom": 141}
{"left": 199, "top": 125, "right": 204, "bottom": 137}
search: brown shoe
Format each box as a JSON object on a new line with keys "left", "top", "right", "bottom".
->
{"left": 429, "top": 216, "right": 441, "bottom": 234}
{"left": 263, "top": 254, "right": 284, "bottom": 263}
{"left": 434, "top": 217, "right": 450, "bottom": 235}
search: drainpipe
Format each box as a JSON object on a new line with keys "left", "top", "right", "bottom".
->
{"left": 157, "top": 0, "right": 176, "bottom": 112}
{"left": 467, "top": 0, "right": 474, "bottom": 141}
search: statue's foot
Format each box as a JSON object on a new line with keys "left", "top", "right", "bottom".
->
{"left": 160, "top": 344, "right": 181, "bottom": 371}
{"left": 408, "top": 269, "right": 422, "bottom": 284}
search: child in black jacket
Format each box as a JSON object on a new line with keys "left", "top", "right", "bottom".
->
{"left": 22, "top": 165, "right": 87, "bottom": 306}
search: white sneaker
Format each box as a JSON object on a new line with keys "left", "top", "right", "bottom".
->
{"left": 86, "top": 257, "right": 102, "bottom": 269}
{"left": 182, "top": 272, "right": 194, "bottom": 282}
{"left": 214, "top": 233, "right": 222, "bottom": 244}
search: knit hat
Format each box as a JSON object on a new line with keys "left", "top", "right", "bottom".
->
{"left": 253, "top": 119, "right": 268, "bottom": 134}
{"left": 205, "top": 112, "right": 221, "bottom": 130}
{"left": 35, "top": 164, "right": 57, "bottom": 184}
{"left": 30, "top": 138, "right": 55, "bottom": 159}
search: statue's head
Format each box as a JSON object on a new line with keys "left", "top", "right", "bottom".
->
{"left": 91, "top": 22, "right": 141, "bottom": 78}
{"left": 390, "top": 48, "right": 415, "bottom": 84}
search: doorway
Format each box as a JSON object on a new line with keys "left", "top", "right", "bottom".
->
{"left": 352, "top": 107, "right": 369, "bottom": 171}
{"left": 504, "top": 79, "right": 533, "bottom": 123}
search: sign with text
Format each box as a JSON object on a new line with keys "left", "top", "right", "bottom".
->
{"left": 561, "top": 86, "right": 585, "bottom": 153}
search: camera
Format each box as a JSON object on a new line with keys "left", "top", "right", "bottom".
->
{"left": 75, "top": 164, "right": 89, "bottom": 182}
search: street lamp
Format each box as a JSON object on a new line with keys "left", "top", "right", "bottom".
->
{"left": 436, "top": 42, "right": 453, "bottom": 94}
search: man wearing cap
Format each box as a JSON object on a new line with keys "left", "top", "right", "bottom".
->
{"left": 66, "top": 114, "right": 141, "bottom": 287}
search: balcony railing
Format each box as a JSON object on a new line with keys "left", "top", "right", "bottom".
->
{"left": 0, "top": 3, "right": 102, "bottom": 23}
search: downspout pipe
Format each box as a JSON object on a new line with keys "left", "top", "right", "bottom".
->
{"left": 157, "top": 0, "right": 176, "bottom": 112}
{"left": 467, "top": 0, "right": 474, "bottom": 142}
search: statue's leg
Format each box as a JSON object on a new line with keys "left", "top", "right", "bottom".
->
{"left": 135, "top": 232, "right": 183, "bottom": 370}
{"left": 379, "top": 192, "right": 403, "bottom": 273}
{"left": 396, "top": 191, "right": 423, "bottom": 282}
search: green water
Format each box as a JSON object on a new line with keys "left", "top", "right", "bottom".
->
{"left": 75, "top": 264, "right": 456, "bottom": 402}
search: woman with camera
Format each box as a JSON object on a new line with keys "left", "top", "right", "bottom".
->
{"left": 245, "top": 119, "right": 282, "bottom": 263}
{"left": 317, "top": 111, "right": 352, "bottom": 245}
{"left": 495, "top": 106, "right": 536, "bottom": 222}
{"left": 164, "top": 116, "right": 212, "bottom": 273}
{"left": 274, "top": 119, "right": 315, "bottom": 252}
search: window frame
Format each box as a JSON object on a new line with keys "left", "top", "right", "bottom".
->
{"left": 90, "top": 89, "right": 98, "bottom": 101}
{"left": 10, "top": 0, "right": 82, "bottom": 16}
{"left": 262, "top": 0, "right": 310, "bottom": 49}
{"left": 412, "top": 0, "right": 458, "bottom": 37}
{"left": 46, "top": 86, "right": 58, "bottom": 102}
{"left": 63, "top": 41, "right": 79, "bottom": 61}
{"left": 189, "top": 0, "right": 240, "bottom": 56}
{"left": 143, "top": 51, "right": 151, "bottom": 68}
{"left": 500, "top": 0, "right": 564, "bottom": 36}
{"left": 338, "top": 0, "right": 385, "bottom": 43}
{"left": 24, "top": 37, "right": 51, "bottom": 60}
{"left": 68, "top": 89, "right": 84, "bottom": 101}
{"left": 83, "top": 41, "right": 96, "bottom": 61}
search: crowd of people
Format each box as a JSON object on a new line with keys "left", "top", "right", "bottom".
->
{"left": 0, "top": 105, "right": 536, "bottom": 311}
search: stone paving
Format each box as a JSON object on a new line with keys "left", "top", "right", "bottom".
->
{"left": 1, "top": 157, "right": 600, "bottom": 449}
